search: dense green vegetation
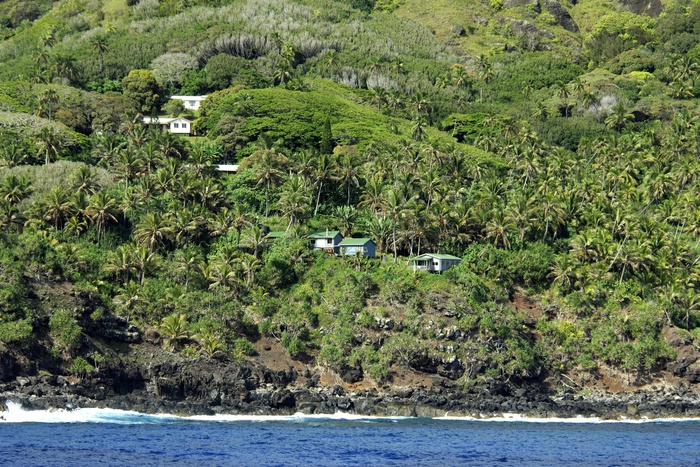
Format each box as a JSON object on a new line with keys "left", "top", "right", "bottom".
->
{"left": 0, "top": 0, "right": 699, "bottom": 386}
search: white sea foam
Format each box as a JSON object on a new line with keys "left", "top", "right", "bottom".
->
{"left": 1, "top": 401, "right": 698, "bottom": 424}
{"left": 0, "top": 401, "right": 406, "bottom": 424}
{"left": 435, "top": 412, "right": 700, "bottom": 424}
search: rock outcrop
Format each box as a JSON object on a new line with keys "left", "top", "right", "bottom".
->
{"left": 2, "top": 353, "right": 700, "bottom": 419}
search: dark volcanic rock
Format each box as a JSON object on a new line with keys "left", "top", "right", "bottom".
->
{"left": 542, "top": 0, "right": 578, "bottom": 32}
{"left": 340, "top": 365, "right": 363, "bottom": 384}
{"left": 618, "top": 0, "right": 663, "bottom": 17}
{"left": 0, "top": 346, "right": 20, "bottom": 383}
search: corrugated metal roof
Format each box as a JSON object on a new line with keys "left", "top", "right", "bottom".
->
{"left": 338, "top": 238, "right": 374, "bottom": 246}
{"left": 411, "top": 253, "right": 462, "bottom": 261}
{"left": 307, "top": 230, "right": 341, "bottom": 238}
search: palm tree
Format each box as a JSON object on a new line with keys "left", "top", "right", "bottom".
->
{"left": 411, "top": 116, "right": 427, "bottom": 142}
{"left": 359, "top": 174, "right": 386, "bottom": 213}
{"left": 72, "top": 166, "right": 100, "bottom": 195}
{"left": 277, "top": 173, "right": 311, "bottom": 229}
{"left": 0, "top": 199, "right": 22, "bottom": 233}
{"left": 371, "top": 86, "right": 388, "bottom": 110}
{"left": 115, "top": 149, "right": 142, "bottom": 187}
{"left": 555, "top": 82, "right": 571, "bottom": 117}
{"left": 313, "top": 152, "right": 335, "bottom": 216}
{"left": 86, "top": 192, "right": 118, "bottom": 243}
{"left": 605, "top": 101, "right": 634, "bottom": 132}
{"left": 334, "top": 205, "right": 358, "bottom": 237}
{"left": 209, "top": 262, "right": 240, "bottom": 294}
{"left": 1, "top": 175, "right": 32, "bottom": 204}
{"left": 103, "top": 245, "right": 135, "bottom": 285}
{"left": 132, "top": 245, "right": 160, "bottom": 285}
{"left": 90, "top": 35, "right": 109, "bottom": 74}
{"left": 134, "top": 212, "right": 171, "bottom": 252}
{"left": 255, "top": 150, "right": 282, "bottom": 217}
{"left": 36, "top": 126, "right": 62, "bottom": 165}
{"left": 548, "top": 254, "right": 577, "bottom": 293}
{"left": 383, "top": 188, "right": 406, "bottom": 261}
{"left": 242, "top": 226, "right": 266, "bottom": 258}
{"left": 483, "top": 207, "right": 515, "bottom": 249}
{"left": 114, "top": 281, "right": 143, "bottom": 320}
{"left": 36, "top": 88, "right": 59, "bottom": 122}
{"left": 240, "top": 253, "right": 261, "bottom": 289}
{"left": 159, "top": 313, "right": 189, "bottom": 351}
{"left": 0, "top": 144, "right": 28, "bottom": 168}
{"left": 42, "top": 188, "right": 74, "bottom": 230}
{"left": 173, "top": 249, "right": 202, "bottom": 292}
{"left": 336, "top": 151, "right": 361, "bottom": 206}
{"left": 362, "top": 214, "right": 392, "bottom": 256}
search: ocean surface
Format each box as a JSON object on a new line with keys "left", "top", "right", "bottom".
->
{"left": 1, "top": 402, "right": 699, "bottom": 466}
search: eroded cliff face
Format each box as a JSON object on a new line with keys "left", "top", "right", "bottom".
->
{"left": 1, "top": 281, "right": 699, "bottom": 418}
{"left": 2, "top": 333, "right": 700, "bottom": 419}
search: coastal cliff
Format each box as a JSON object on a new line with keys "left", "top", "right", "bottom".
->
{"left": 2, "top": 318, "right": 700, "bottom": 419}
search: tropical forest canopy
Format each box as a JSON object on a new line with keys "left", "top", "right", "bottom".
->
{"left": 0, "top": 0, "right": 699, "bottom": 384}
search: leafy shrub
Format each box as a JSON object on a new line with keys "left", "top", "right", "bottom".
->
{"left": 318, "top": 344, "right": 345, "bottom": 370}
{"left": 234, "top": 337, "right": 256, "bottom": 356}
{"left": 281, "top": 331, "right": 306, "bottom": 357}
{"left": 68, "top": 356, "right": 93, "bottom": 377}
{"left": 49, "top": 309, "right": 82, "bottom": 351}
{"left": 0, "top": 317, "right": 33, "bottom": 344}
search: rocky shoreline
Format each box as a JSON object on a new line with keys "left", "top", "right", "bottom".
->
{"left": 3, "top": 357, "right": 700, "bottom": 420}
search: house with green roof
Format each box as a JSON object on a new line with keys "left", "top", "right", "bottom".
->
{"left": 338, "top": 238, "right": 376, "bottom": 257}
{"left": 264, "top": 231, "right": 286, "bottom": 241}
{"left": 307, "top": 229, "right": 343, "bottom": 254}
{"left": 411, "top": 253, "right": 461, "bottom": 273}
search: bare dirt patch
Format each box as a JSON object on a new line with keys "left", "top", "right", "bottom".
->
{"left": 513, "top": 292, "right": 543, "bottom": 320}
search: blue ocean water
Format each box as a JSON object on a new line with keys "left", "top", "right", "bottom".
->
{"left": 1, "top": 405, "right": 699, "bottom": 466}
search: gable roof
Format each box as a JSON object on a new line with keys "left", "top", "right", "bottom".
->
{"left": 142, "top": 117, "right": 192, "bottom": 125}
{"left": 338, "top": 238, "right": 374, "bottom": 246}
{"left": 307, "top": 230, "right": 341, "bottom": 239}
{"left": 265, "top": 231, "right": 286, "bottom": 239}
{"left": 412, "top": 253, "right": 462, "bottom": 261}
{"left": 170, "top": 95, "right": 207, "bottom": 101}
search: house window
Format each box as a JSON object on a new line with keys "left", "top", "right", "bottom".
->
{"left": 327, "top": 238, "right": 333, "bottom": 245}
{"left": 182, "top": 123, "right": 187, "bottom": 129}
{"left": 172, "top": 123, "right": 179, "bottom": 129}
{"left": 189, "top": 101, "right": 196, "bottom": 107}
{"left": 434, "top": 261, "right": 439, "bottom": 266}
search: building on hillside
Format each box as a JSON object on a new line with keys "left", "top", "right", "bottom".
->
{"left": 410, "top": 253, "right": 462, "bottom": 273}
{"left": 170, "top": 95, "right": 207, "bottom": 111}
{"left": 265, "top": 231, "right": 286, "bottom": 241}
{"left": 142, "top": 117, "right": 192, "bottom": 135}
{"left": 216, "top": 164, "right": 239, "bottom": 173}
{"left": 338, "top": 238, "right": 376, "bottom": 257}
{"left": 308, "top": 230, "right": 343, "bottom": 254}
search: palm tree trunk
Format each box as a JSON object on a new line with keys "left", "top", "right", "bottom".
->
{"left": 314, "top": 181, "right": 323, "bottom": 216}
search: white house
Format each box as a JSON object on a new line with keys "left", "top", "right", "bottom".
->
{"left": 170, "top": 95, "right": 207, "bottom": 112}
{"left": 216, "top": 164, "right": 239, "bottom": 173}
{"left": 411, "top": 253, "right": 462, "bottom": 273}
{"left": 338, "top": 238, "right": 376, "bottom": 257}
{"left": 142, "top": 117, "right": 192, "bottom": 135}
{"left": 308, "top": 230, "right": 343, "bottom": 254}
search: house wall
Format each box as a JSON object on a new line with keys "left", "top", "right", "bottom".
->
{"left": 169, "top": 120, "right": 191, "bottom": 134}
{"left": 170, "top": 96, "right": 205, "bottom": 111}
{"left": 311, "top": 234, "right": 342, "bottom": 252}
{"left": 340, "top": 242, "right": 376, "bottom": 257}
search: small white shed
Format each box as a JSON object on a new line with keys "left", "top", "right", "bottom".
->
{"left": 411, "top": 253, "right": 462, "bottom": 273}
